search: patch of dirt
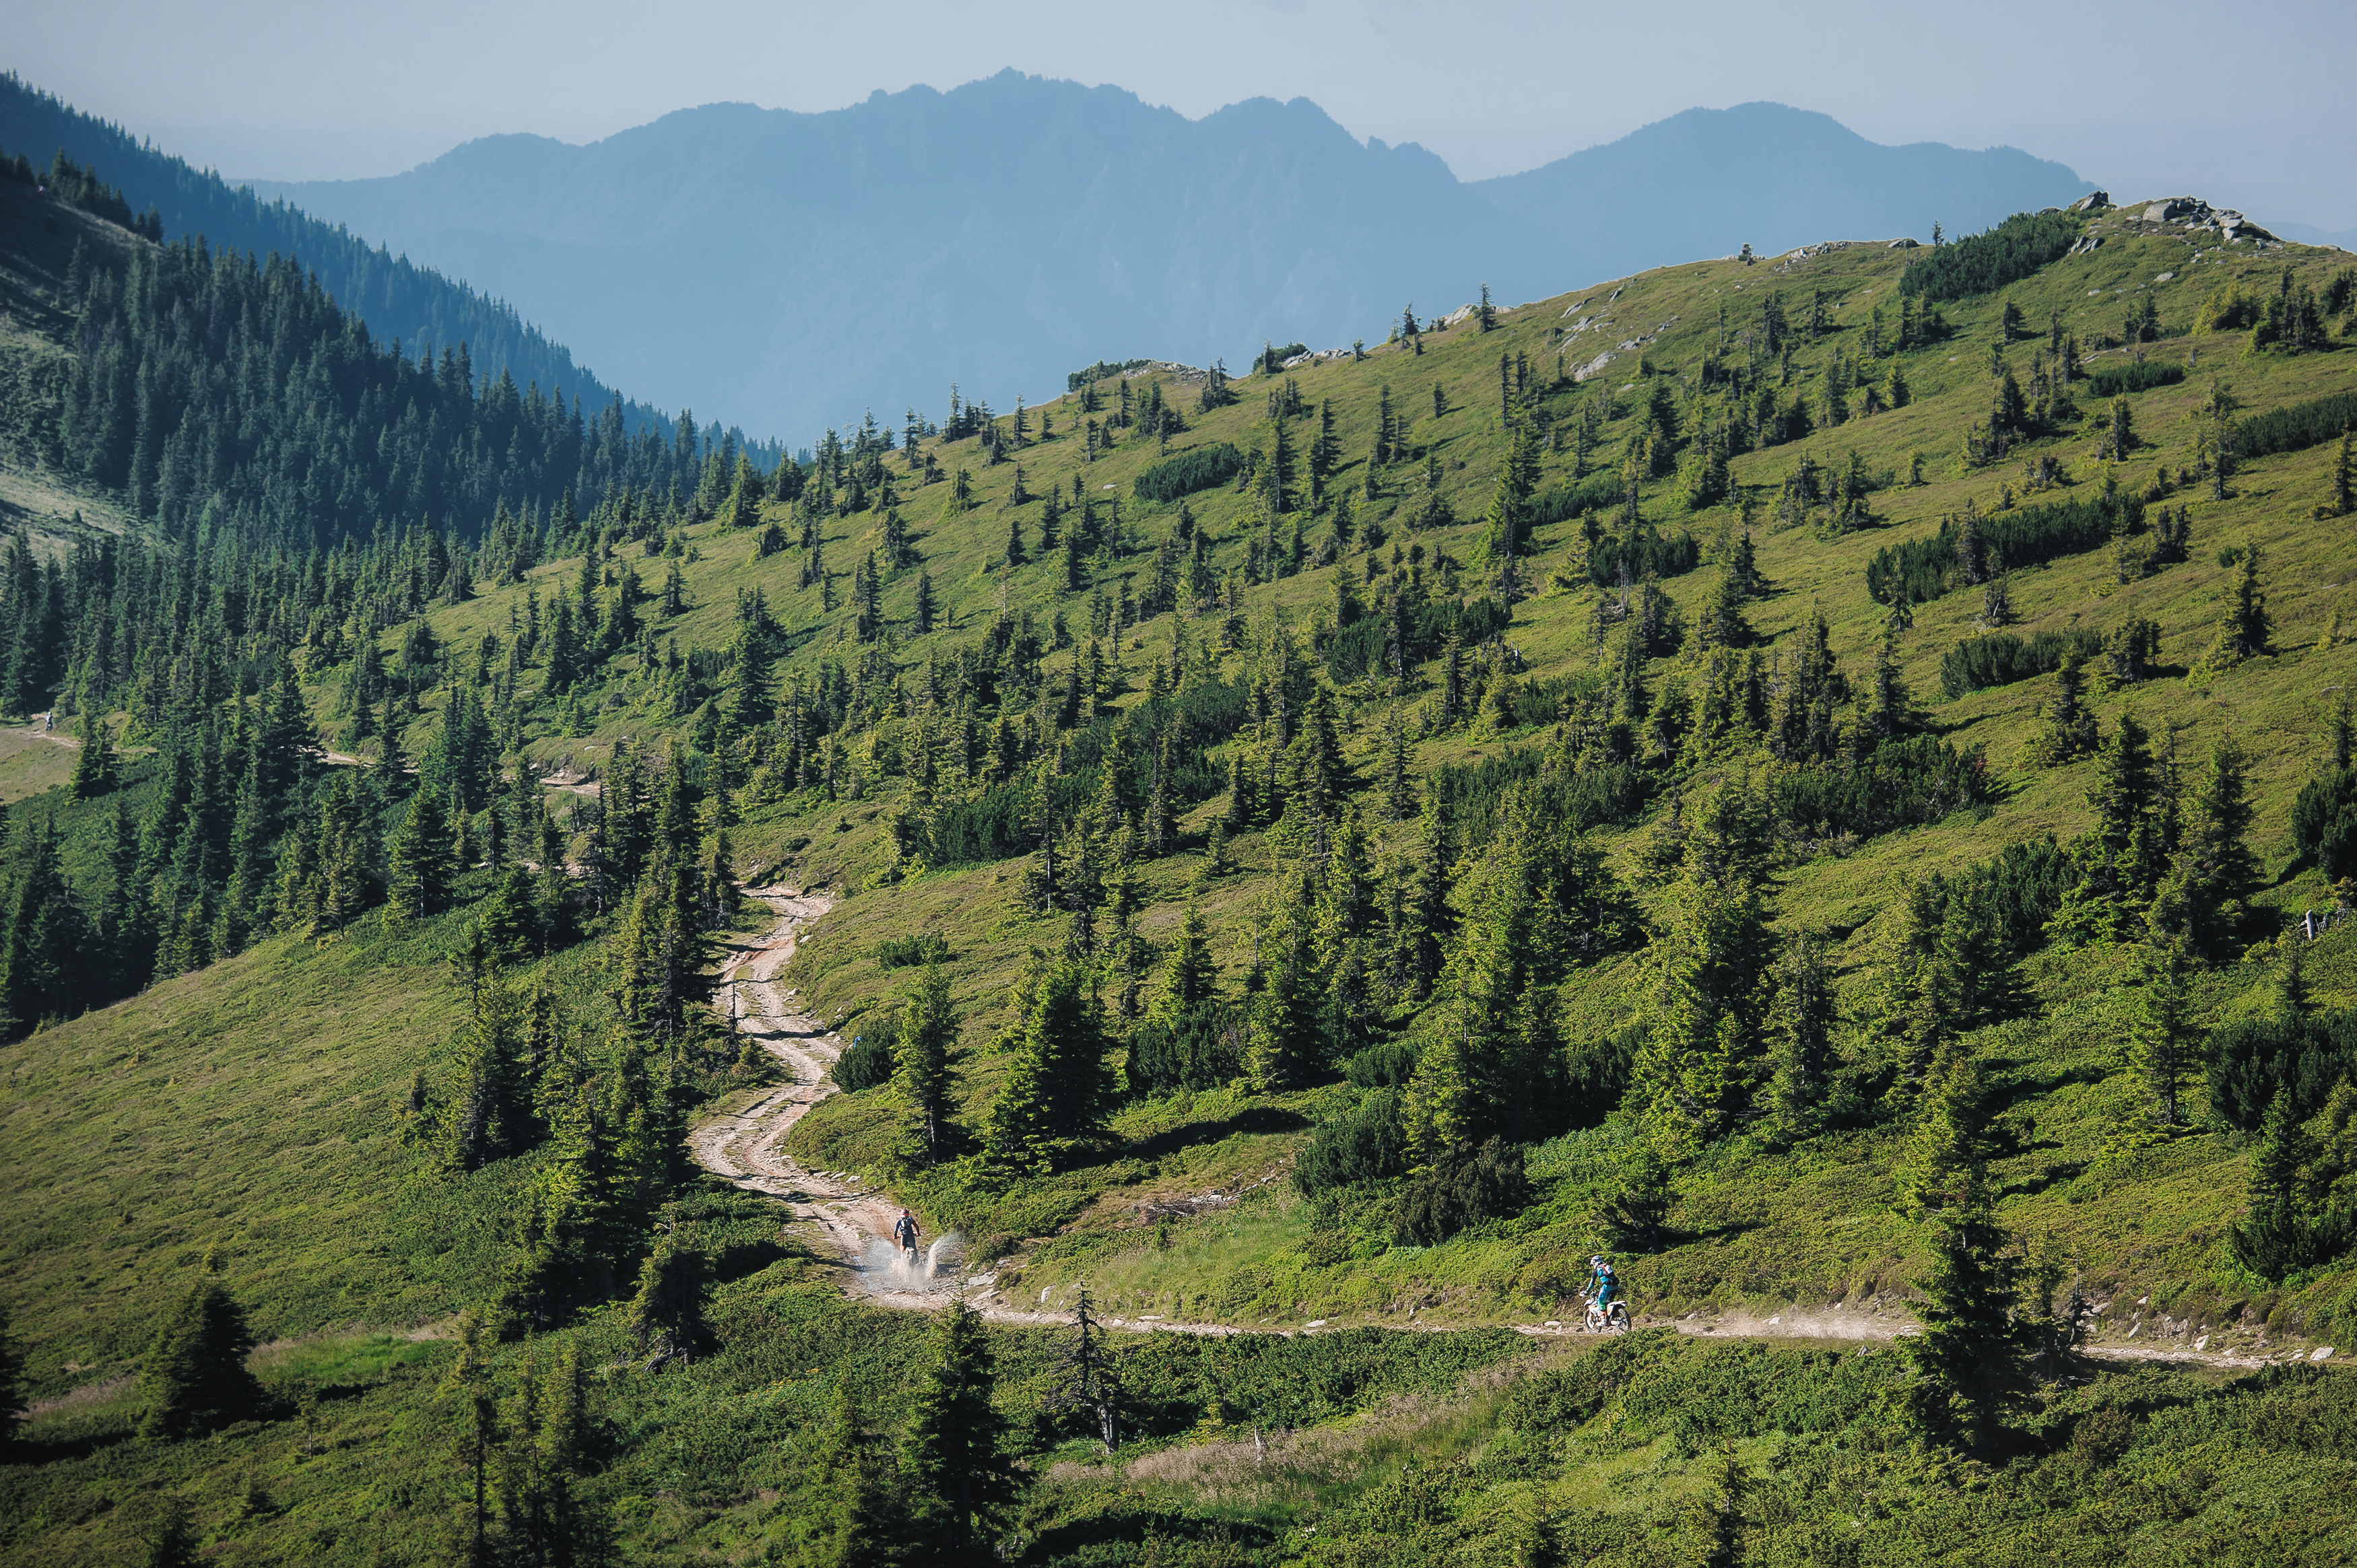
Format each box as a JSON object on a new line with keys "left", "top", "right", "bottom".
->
{"left": 24, "top": 1373, "right": 133, "bottom": 1417}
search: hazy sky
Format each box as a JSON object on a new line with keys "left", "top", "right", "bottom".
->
{"left": 13, "top": 0, "right": 2355, "bottom": 230}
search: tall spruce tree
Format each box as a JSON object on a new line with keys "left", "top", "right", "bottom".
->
{"left": 894, "top": 963, "right": 960, "bottom": 1166}
{"left": 803, "top": 1382, "right": 898, "bottom": 1567}
{"left": 2127, "top": 939, "right": 2198, "bottom": 1130}
{"left": 386, "top": 792, "right": 456, "bottom": 925}
{"left": 981, "top": 959, "right": 1113, "bottom": 1176}
{"left": 1890, "top": 1046, "right": 2035, "bottom": 1454}
{"left": 901, "top": 1299, "right": 1023, "bottom": 1563}
{"left": 137, "top": 1253, "right": 261, "bottom": 1441}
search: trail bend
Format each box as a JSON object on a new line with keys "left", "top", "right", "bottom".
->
{"left": 693, "top": 887, "right": 1241, "bottom": 1335}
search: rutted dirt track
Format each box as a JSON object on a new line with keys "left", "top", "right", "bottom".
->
{"left": 694, "top": 891, "right": 2298, "bottom": 1367}
{"left": 692, "top": 888, "right": 1238, "bottom": 1334}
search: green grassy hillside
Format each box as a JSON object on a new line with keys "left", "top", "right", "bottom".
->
{"left": 410, "top": 201, "right": 2356, "bottom": 1342}
{"left": 7, "top": 191, "right": 2357, "bottom": 1563}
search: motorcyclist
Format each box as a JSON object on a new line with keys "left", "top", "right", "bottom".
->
{"left": 892, "top": 1208, "right": 921, "bottom": 1257}
{"left": 1585, "top": 1254, "right": 1620, "bottom": 1316}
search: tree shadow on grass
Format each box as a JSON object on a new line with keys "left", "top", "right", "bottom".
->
{"left": 1121, "top": 1104, "right": 1313, "bottom": 1165}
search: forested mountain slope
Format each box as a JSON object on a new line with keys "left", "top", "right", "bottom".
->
{"left": 0, "top": 72, "right": 775, "bottom": 465}
{"left": 6, "top": 176, "right": 2357, "bottom": 1564}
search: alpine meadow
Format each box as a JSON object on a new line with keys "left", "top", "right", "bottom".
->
{"left": 9, "top": 59, "right": 2357, "bottom": 1568}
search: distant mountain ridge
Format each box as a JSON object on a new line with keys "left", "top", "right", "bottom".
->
{"left": 249, "top": 75, "right": 2092, "bottom": 441}
{"left": 1473, "top": 102, "right": 2088, "bottom": 268}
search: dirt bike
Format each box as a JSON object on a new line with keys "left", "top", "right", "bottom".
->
{"left": 1584, "top": 1295, "right": 1631, "bottom": 1334}
{"left": 896, "top": 1231, "right": 922, "bottom": 1268}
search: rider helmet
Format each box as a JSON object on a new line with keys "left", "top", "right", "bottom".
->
{"left": 1589, "top": 1255, "right": 1606, "bottom": 1268}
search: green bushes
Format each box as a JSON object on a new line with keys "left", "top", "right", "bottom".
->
{"left": 2207, "top": 1010, "right": 2357, "bottom": 1131}
{"left": 1125, "top": 1002, "right": 1244, "bottom": 1095}
{"left": 1108, "top": 1322, "right": 1531, "bottom": 1438}
{"left": 876, "top": 932, "right": 950, "bottom": 968}
{"left": 1939, "top": 627, "right": 2104, "bottom": 698}
{"left": 921, "top": 684, "right": 1245, "bottom": 864}
{"left": 1502, "top": 1331, "right": 1896, "bottom": 1443}
{"left": 834, "top": 1030, "right": 895, "bottom": 1092}
{"left": 2291, "top": 769, "right": 2357, "bottom": 879}
{"left": 1066, "top": 357, "right": 1151, "bottom": 393}
{"left": 1344, "top": 1040, "right": 1418, "bottom": 1088}
{"left": 1430, "top": 749, "right": 1643, "bottom": 846}
{"left": 1394, "top": 1137, "right": 1531, "bottom": 1246}
{"left": 1772, "top": 737, "right": 1992, "bottom": 842}
{"left": 1293, "top": 1089, "right": 1409, "bottom": 1197}
{"left": 1588, "top": 523, "right": 1701, "bottom": 586}
{"left": 1527, "top": 471, "right": 1625, "bottom": 527}
{"left": 1133, "top": 443, "right": 1245, "bottom": 502}
{"left": 2235, "top": 390, "right": 2357, "bottom": 462}
{"left": 1866, "top": 492, "right": 2134, "bottom": 606}
{"left": 2084, "top": 360, "right": 2187, "bottom": 399}
{"left": 1323, "top": 593, "right": 1512, "bottom": 685}
{"left": 1899, "top": 210, "right": 2080, "bottom": 302}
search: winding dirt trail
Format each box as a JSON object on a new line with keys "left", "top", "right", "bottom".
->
{"left": 694, "top": 888, "right": 1239, "bottom": 1333}
{"left": 692, "top": 892, "right": 2304, "bottom": 1368}
{"left": 693, "top": 888, "right": 931, "bottom": 1307}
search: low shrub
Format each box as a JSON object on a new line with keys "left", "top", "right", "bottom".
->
{"left": 1127, "top": 1002, "right": 1244, "bottom": 1095}
{"left": 1940, "top": 628, "right": 2104, "bottom": 698}
{"left": 834, "top": 1031, "right": 894, "bottom": 1092}
{"left": 1134, "top": 443, "right": 1244, "bottom": 502}
{"left": 1395, "top": 1137, "right": 1529, "bottom": 1246}
{"left": 875, "top": 931, "right": 949, "bottom": 968}
{"left": 1294, "top": 1089, "right": 1409, "bottom": 1197}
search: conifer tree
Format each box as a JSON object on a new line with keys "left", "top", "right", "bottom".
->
{"left": 1862, "top": 622, "right": 1910, "bottom": 743}
{"left": 1383, "top": 706, "right": 1418, "bottom": 821}
{"left": 2198, "top": 542, "right": 2271, "bottom": 671}
{"left": 720, "top": 627, "right": 774, "bottom": 734}
{"left": 2146, "top": 735, "right": 2256, "bottom": 957}
{"left": 1767, "top": 932, "right": 1836, "bottom": 1136}
{"left": 70, "top": 717, "right": 116, "bottom": 798}
{"left": 913, "top": 570, "right": 937, "bottom": 635}
{"left": 441, "top": 975, "right": 534, "bottom": 1171}
{"left": 1247, "top": 874, "right": 1326, "bottom": 1091}
{"left": 137, "top": 1253, "right": 261, "bottom": 1440}
{"left": 2230, "top": 1087, "right": 2335, "bottom": 1280}
{"left": 2065, "top": 712, "right": 2158, "bottom": 930}
{"left": 1890, "top": 1046, "right": 2034, "bottom": 1454}
{"left": 386, "top": 791, "right": 455, "bottom": 925}
{"left": 1154, "top": 904, "right": 1219, "bottom": 1020}
{"left": 1633, "top": 853, "right": 1768, "bottom": 1156}
{"left": 804, "top": 1382, "right": 897, "bottom": 1567}
{"left": 2126, "top": 939, "right": 2197, "bottom": 1130}
{"left": 626, "top": 1225, "right": 707, "bottom": 1366}
{"left": 901, "top": 1299, "right": 1023, "bottom": 1563}
{"left": 0, "top": 820, "right": 88, "bottom": 1034}
{"left": 2030, "top": 648, "right": 2098, "bottom": 765}
{"left": 444, "top": 1308, "right": 498, "bottom": 1568}
{"left": 981, "top": 960, "right": 1113, "bottom": 1176}
{"left": 894, "top": 963, "right": 960, "bottom": 1166}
